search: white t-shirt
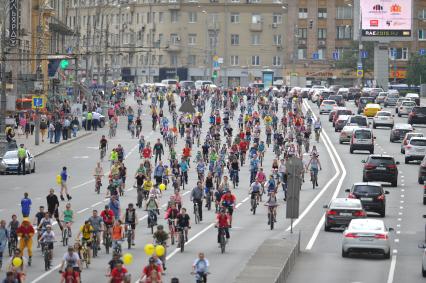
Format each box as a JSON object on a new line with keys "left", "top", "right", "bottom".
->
{"left": 63, "top": 252, "right": 80, "bottom": 268}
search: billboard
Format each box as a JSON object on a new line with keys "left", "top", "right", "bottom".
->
{"left": 361, "top": 0, "right": 412, "bottom": 37}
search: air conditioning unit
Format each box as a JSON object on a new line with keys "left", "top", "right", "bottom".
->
{"left": 272, "top": 23, "right": 278, "bottom": 28}
{"left": 318, "top": 40, "right": 326, "bottom": 46}
{"left": 298, "top": 39, "right": 307, "bottom": 45}
{"left": 276, "top": 44, "right": 283, "bottom": 49}
{"left": 176, "top": 36, "right": 181, "bottom": 41}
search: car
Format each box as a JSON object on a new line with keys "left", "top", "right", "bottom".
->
{"left": 328, "top": 94, "right": 345, "bottom": 107}
{"left": 333, "top": 108, "right": 353, "bottom": 127}
{"left": 404, "top": 137, "right": 426, "bottom": 164}
{"left": 401, "top": 132, "right": 424, "bottom": 154}
{"left": 370, "top": 88, "right": 384, "bottom": 99}
{"left": 82, "top": 113, "right": 106, "bottom": 128}
{"left": 372, "top": 111, "right": 394, "bottom": 128}
{"left": 350, "top": 128, "right": 374, "bottom": 154}
{"left": 346, "top": 182, "right": 389, "bottom": 217}
{"left": 406, "top": 93, "right": 420, "bottom": 105}
{"left": 383, "top": 93, "right": 399, "bottom": 107}
{"left": 328, "top": 109, "right": 337, "bottom": 122}
{"left": 389, "top": 123, "right": 413, "bottom": 142}
{"left": 357, "top": 97, "right": 375, "bottom": 114}
{"left": 301, "top": 88, "right": 310, "bottom": 98}
{"left": 397, "top": 101, "right": 416, "bottom": 117}
{"left": 0, "top": 150, "right": 36, "bottom": 174}
{"left": 420, "top": 242, "right": 426, "bottom": 276}
{"left": 323, "top": 198, "right": 366, "bottom": 231}
{"left": 337, "top": 88, "right": 349, "bottom": 100}
{"left": 308, "top": 86, "right": 326, "bottom": 100}
{"left": 329, "top": 85, "right": 344, "bottom": 93}
{"left": 341, "top": 218, "right": 392, "bottom": 259}
{"left": 319, "top": 91, "right": 335, "bottom": 104}
{"left": 311, "top": 89, "right": 323, "bottom": 103}
{"left": 339, "top": 124, "right": 359, "bottom": 144}
{"left": 362, "top": 155, "right": 399, "bottom": 187}
{"left": 319, "top": 100, "right": 337, "bottom": 114}
{"left": 335, "top": 115, "right": 350, "bottom": 132}
{"left": 161, "top": 79, "right": 179, "bottom": 89}
{"left": 348, "top": 87, "right": 361, "bottom": 101}
{"left": 417, "top": 155, "right": 426, "bottom": 185}
{"left": 395, "top": 97, "right": 410, "bottom": 113}
{"left": 347, "top": 115, "right": 368, "bottom": 127}
{"left": 363, "top": 103, "right": 381, "bottom": 118}
{"left": 408, "top": 106, "right": 426, "bottom": 125}
{"left": 375, "top": 92, "right": 388, "bottom": 104}
{"left": 195, "top": 80, "right": 213, "bottom": 90}
{"left": 179, "top": 80, "right": 195, "bottom": 90}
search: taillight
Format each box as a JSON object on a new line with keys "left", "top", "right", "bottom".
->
{"left": 345, "top": 233, "right": 359, "bottom": 238}
{"left": 348, "top": 193, "right": 356, "bottom": 199}
{"left": 364, "top": 163, "right": 376, "bottom": 170}
{"left": 353, "top": 210, "right": 366, "bottom": 217}
{"left": 377, "top": 194, "right": 385, "bottom": 201}
{"left": 387, "top": 164, "right": 397, "bottom": 169}
{"left": 406, "top": 145, "right": 412, "bottom": 149}
{"left": 326, "top": 210, "right": 337, "bottom": 216}
{"left": 374, "top": 233, "right": 388, "bottom": 240}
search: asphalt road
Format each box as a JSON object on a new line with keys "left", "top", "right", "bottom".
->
{"left": 287, "top": 100, "right": 426, "bottom": 283}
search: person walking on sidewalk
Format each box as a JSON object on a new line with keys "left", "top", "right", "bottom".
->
{"left": 153, "top": 139, "right": 165, "bottom": 164}
{"left": 48, "top": 121, "right": 55, "bottom": 144}
{"left": 17, "top": 144, "right": 26, "bottom": 175}
{"left": 60, "top": 167, "right": 72, "bottom": 201}
{"left": 21, "top": 193, "right": 32, "bottom": 218}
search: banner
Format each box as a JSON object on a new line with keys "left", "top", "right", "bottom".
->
{"left": 9, "top": 0, "right": 18, "bottom": 46}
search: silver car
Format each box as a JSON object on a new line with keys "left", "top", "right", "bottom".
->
{"left": 342, "top": 218, "right": 392, "bottom": 259}
{"left": 324, "top": 198, "right": 366, "bottom": 231}
{"left": 0, "top": 150, "right": 36, "bottom": 174}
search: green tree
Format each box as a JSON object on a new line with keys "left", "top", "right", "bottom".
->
{"left": 335, "top": 41, "right": 374, "bottom": 74}
{"left": 406, "top": 53, "right": 426, "bottom": 85}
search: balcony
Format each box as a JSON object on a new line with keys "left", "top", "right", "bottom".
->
{"left": 250, "top": 23, "right": 263, "bottom": 32}
{"left": 166, "top": 44, "right": 182, "bottom": 52}
{"left": 168, "top": 0, "right": 181, "bottom": 10}
{"left": 208, "top": 22, "right": 220, "bottom": 31}
{"left": 49, "top": 16, "right": 75, "bottom": 35}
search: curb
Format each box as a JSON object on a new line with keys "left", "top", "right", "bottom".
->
{"left": 34, "top": 132, "right": 93, "bottom": 158}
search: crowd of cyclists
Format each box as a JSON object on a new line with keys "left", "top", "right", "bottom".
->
{"left": 0, "top": 82, "right": 325, "bottom": 283}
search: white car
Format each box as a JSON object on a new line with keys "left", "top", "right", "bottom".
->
{"left": 339, "top": 124, "right": 359, "bottom": 144}
{"left": 0, "top": 150, "right": 36, "bottom": 174}
{"left": 395, "top": 97, "right": 411, "bottom": 113}
{"left": 398, "top": 101, "right": 417, "bottom": 117}
{"left": 405, "top": 137, "right": 426, "bottom": 164}
{"left": 319, "top": 100, "right": 337, "bottom": 114}
{"left": 372, "top": 111, "right": 394, "bottom": 128}
{"left": 401, "top": 132, "right": 424, "bottom": 154}
{"left": 342, "top": 219, "right": 392, "bottom": 259}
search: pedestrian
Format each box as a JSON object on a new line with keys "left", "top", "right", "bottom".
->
{"left": 20, "top": 193, "right": 31, "bottom": 218}
{"left": 54, "top": 119, "right": 62, "bottom": 143}
{"left": 92, "top": 111, "right": 100, "bottom": 131}
{"left": 0, "top": 220, "right": 8, "bottom": 269}
{"left": 63, "top": 117, "right": 70, "bottom": 140}
{"left": 16, "top": 218, "right": 34, "bottom": 263}
{"left": 153, "top": 161, "right": 165, "bottom": 186}
{"left": 190, "top": 181, "right": 204, "bottom": 222}
{"left": 71, "top": 117, "right": 79, "bottom": 138}
{"left": 86, "top": 111, "right": 92, "bottom": 131}
{"left": 48, "top": 121, "right": 55, "bottom": 143}
{"left": 17, "top": 144, "right": 26, "bottom": 175}
{"left": 40, "top": 115, "right": 47, "bottom": 142}
{"left": 60, "top": 166, "right": 72, "bottom": 201}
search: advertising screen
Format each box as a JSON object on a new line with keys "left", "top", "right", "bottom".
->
{"left": 361, "top": 0, "right": 412, "bottom": 37}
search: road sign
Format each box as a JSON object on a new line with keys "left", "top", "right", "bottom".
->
{"left": 32, "top": 96, "right": 45, "bottom": 109}
{"left": 312, "top": 53, "right": 319, "bottom": 60}
{"left": 357, "top": 70, "right": 364, "bottom": 78}
{"left": 218, "top": 57, "right": 223, "bottom": 64}
{"left": 213, "top": 61, "right": 220, "bottom": 70}
{"left": 213, "top": 55, "right": 219, "bottom": 62}
{"left": 420, "top": 49, "right": 426, "bottom": 56}
{"left": 357, "top": 63, "right": 363, "bottom": 70}
{"left": 286, "top": 156, "right": 303, "bottom": 219}
{"left": 361, "top": 50, "right": 368, "bottom": 59}
{"left": 332, "top": 51, "right": 339, "bottom": 61}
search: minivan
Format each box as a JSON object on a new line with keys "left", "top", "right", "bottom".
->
{"left": 350, "top": 128, "right": 374, "bottom": 154}
{"left": 161, "top": 79, "right": 179, "bottom": 89}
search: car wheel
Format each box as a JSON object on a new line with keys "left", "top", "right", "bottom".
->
{"left": 391, "top": 179, "right": 397, "bottom": 187}
{"left": 342, "top": 249, "right": 349, "bottom": 258}
{"left": 373, "top": 123, "right": 376, "bottom": 129}
{"left": 384, "top": 249, "right": 390, "bottom": 259}
{"left": 31, "top": 165, "right": 35, "bottom": 173}
{"left": 395, "top": 108, "right": 398, "bottom": 113}
{"left": 362, "top": 176, "right": 367, "bottom": 182}
{"left": 370, "top": 148, "right": 374, "bottom": 154}
{"left": 350, "top": 148, "right": 354, "bottom": 154}
{"left": 398, "top": 113, "right": 401, "bottom": 117}
{"left": 405, "top": 158, "right": 409, "bottom": 164}
{"left": 422, "top": 267, "right": 426, "bottom": 277}
{"left": 423, "top": 196, "right": 426, "bottom": 205}
{"left": 339, "top": 140, "right": 343, "bottom": 144}
{"left": 380, "top": 209, "right": 386, "bottom": 218}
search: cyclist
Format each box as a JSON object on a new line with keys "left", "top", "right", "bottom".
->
{"left": 190, "top": 182, "right": 204, "bottom": 222}
{"left": 306, "top": 153, "right": 322, "bottom": 187}
{"left": 75, "top": 220, "right": 94, "bottom": 264}
{"left": 61, "top": 203, "right": 74, "bottom": 237}
{"left": 314, "top": 119, "right": 322, "bottom": 142}
{"left": 179, "top": 157, "right": 189, "bottom": 185}
{"left": 249, "top": 180, "right": 262, "bottom": 208}
{"left": 192, "top": 252, "right": 209, "bottom": 283}
{"left": 107, "top": 252, "right": 123, "bottom": 276}
{"left": 93, "top": 162, "right": 104, "bottom": 191}
{"left": 215, "top": 208, "right": 230, "bottom": 244}
{"left": 165, "top": 203, "right": 179, "bottom": 238}
{"left": 99, "top": 135, "right": 108, "bottom": 161}
{"left": 124, "top": 203, "right": 138, "bottom": 246}
{"left": 153, "top": 225, "right": 169, "bottom": 270}
{"left": 88, "top": 210, "right": 103, "bottom": 251}
{"left": 146, "top": 194, "right": 160, "bottom": 215}
{"left": 100, "top": 206, "right": 115, "bottom": 245}
{"left": 59, "top": 246, "right": 81, "bottom": 275}
{"left": 266, "top": 175, "right": 278, "bottom": 195}
{"left": 265, "top": 191, "right": 278, "bottom": 225}
{"left": 109, "top": 261, "right": 130, "bottom": 283}
{"left": 249, "top": 155, "right": 260, "bottom": 184}
{"left": 39, "top": 224, "right": 55, "bottom": 262}
{"left": 38, "top": 212, "right": 53, "bottom": 244}
{"left": 8, "top": 215, "right": 19, "bottom": 253}
{"left": 140, "top": 257, "right": 162, "bottom": 283}
{"left": 0, "top": 220, "right": 7, "bottom": 268}
{"left": 220, "top": 190, "right": 236, "bottom": 227}
{"left": 60, "top": 264, "right": 80, "bottom": 283}
{"left": 176, "top": 207, "right": 190, "bottom": 243}
{"left": 229, "top": 157, "right": 240, "bottom": 188}
{"left": 111, "top": 220, "right": 124, "bottom": 254}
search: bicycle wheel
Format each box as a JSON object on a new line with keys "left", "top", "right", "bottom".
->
{"left": 251, "top": 199, "right": 256, "bottom": 215}
{"left": 180, "top": 232, "right": 185, "bottom": 253}
{"left": 312, "top": 174, "right": 317, "bottom": 189}
{"left": 171, "top": 229, "right": 175, "bottom": 245}
{"left": 105, "top": 237, "right": 110, "bottom": 254}
{"left": 220, "top": 232, "right": 226, "bottom": 253}
{"left": 127, "top": 232, "right": 132, "bottom": 249}
{"left": 93, "top": 241, "right": 98, "bottom": 257}
{"left": 44, "top": 252, "right": 49, "bottom": 271}
{"left": 270, "top": 212, "right": 274, "bottom": 230}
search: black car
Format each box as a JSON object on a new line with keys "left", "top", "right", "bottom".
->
{"left": 345, "top": 182, "right": 389, "bottom": 217}
{"left": 323, "top": 198, "right": 366, "bottom": 231}
{"left": 329, "top": 95, "right": 345, "bottom": 107}
{"left": 357, "top": 97, "right": 375, "bottom": 114}
{"left": 362, "top": 155, "right": 399, "bottom": 187}
{"left": 408, "top": 106, "right": 426, "bottom": 125}
{"left": 349, "top": 87, "right": 361, "bottom": 101}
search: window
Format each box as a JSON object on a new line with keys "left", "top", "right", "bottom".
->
{"left": 188, "top": 11, "right": 197, "bottom": 23}
{"left": 188, "top": 55, "right": 196, "bottom": 66}
{"left": 230, "top": 55, "right": 239, "bottom": 66}
{"left": 230, "top": 13, "right": 240, "bottom": 23}
{"left": 170, "top": 54, "right": 178, "bottom": 66}
{"left": 231, "top": 0, "right": 240, "bottom": 2}
{"left": 188, "top": 33, "right": 196, "bottom": 45}
{"left": 418, "top": 9, "right": 426, "bottom": 19}
{"left": 298, "top": 28, "right": 307, "bottom": 39}
{"left": 318, "top": 28, "right": 327, "bottom": 39}
{"left": 251, "top": 13, "right": 261, "bottom": 24}
{"left": 159, "top": 12, "right": 164, "bottom": 23}
{"left": 272, "top": 13, "right": 282, "bottom": 24}
{"left": 272, "top": 0, "right": 281, "bottom": 3}
{"left": 272, "top": 56, "right": 281, "bottom": 66}
{"left": 419, "top": 29, "right": 426, "bottom": 40}
{"left": 170, "top": 33, "right": 180, "bottom": 45}
{"left": 209, "top": 13, "right": 219, "bottom": 24}
{"left": 170, "top": 11, "right": 179, "bottom": 23}
{"left": 209, "top": 35, "right": 218, "bottom": 49}
{"left": 318, "top": 8, "right": 327, "bottom": 19}
{"left": 251, "top": 55, "right": 260, "bottom": 66}
{"left": 318, "top": 48, "right": 326, "bottom": 59}
{"left": 158, "top": 55, "right": 164, "bottom": 65}
{"left": 336, "top": 26, "right": 352, "bottom": 39}
{"left": 231, "top": 34, "right": 239, "bottom": 45}
{"left": 298, "top": 48, "right": 307, "bottom": 59}
{"left": 273, "top": 34, "right": 282, "bottom": 45}
{"left": 251, "top": 33, "right": 260, "bottom": 45}
{"left": 158, "top": 33, "right": 164, "bottom": 44}
{"left": 299, "top": 8, "right": 308, "bottom": 19}
{"left": 389, "top": 47, "right": 409, "bottom": 60}
{"left": 249, "top": 0, "right": 261, "bottom": 3}
{"left": 336, "top": 6, "right": 352, "bottom": 19}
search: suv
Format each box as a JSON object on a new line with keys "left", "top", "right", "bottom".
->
{"left": 401, "top": 132, "right": 424, "bottom": 154}
{"left": 362, "top": 155, "right": 399, "bottom": 187}
{"left": 345, "top": 182, "right": 389, "bottom": 217}
{"left": 350, "top": 128, "right": 374, "bottom": 154}
{"left": 408, "top": 106, "right": 426, "bottom": 125}
{"left": 328, "top": 94, "right": 345, "bottom": 107}
{"left": 390, "top": 123, "right": 413, "bottom": 143}
{"left": 405, "top": 137, "right": 426, "bottom": 164}
{"left": 333, "top": 108, "right": 353, "bottom": 127}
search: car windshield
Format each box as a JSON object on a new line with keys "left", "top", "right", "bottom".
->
{"left": 353, "top": 185, "right": 382, "bottom": 194}
{"left": 410, "top": 139, "right": 426, "bottom": 146}
{"left": 3, "top": 151, "right": 17, "bottom": 159}
{"left": 350, "top": 117, "right": 367, "bottom": 126}
{"left": 360, "top": 98, "right": 374, "bottom": 104}
{"left": 337, "top": 110, "right": 351, "bottom": 115}
{"left": 412, "top": 107, "right": 426, "bottom": 114}
{"left": 330, "top": 200, "right": 361, "bottom": 209}
{"left": 402, "top": 102, "right": 416, "bottom": 106}
{"left": 323, "top": 101, "right": 335, "bottom": 105}
{"left": 369, "top": 157, "right": 394, "bottom": 165}
{"left": 355, "top": 130, "right": 371, "bottom": 139}
{"left": 377, "top": 112, "right": 391, "bottom": 117}
{"left": 388, "top": 94, "right": 398, "bottom": 98}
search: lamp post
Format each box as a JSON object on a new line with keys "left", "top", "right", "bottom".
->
{"left": 0, "top": 0, "right": 9, "bottom": 155}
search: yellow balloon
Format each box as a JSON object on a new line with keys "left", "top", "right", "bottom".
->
{"left": 12, "top": 257, "right": 22, "bottom": 267}
{"left": 122, "top": 253, "right": 133, "bottom": 265}
{"left": 155, "top": 245, "right": 165, "bottom": 257}
{"left": 159, "top": 184, "right": 166, "bottom": 191}
{"left": 144, "top": 244, "right": 155, "bottom": 256}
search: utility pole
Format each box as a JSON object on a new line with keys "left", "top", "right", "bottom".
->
{"left": 103, "top": 23, "right": 109, "bottom": 93}
{"left": 147, "top": 0, "right": 152, "bottom": 83}
{"left": 85, "top": 8, "right": 90, "bottom": 86}
{"left": 0, "top": 0, "right": 8, "bottom": 154}
{"left": 74, "top": 0, "right": 81, "bottom": 101}
{"left": 34, "top": 1, "right": 44, "bottom": 146}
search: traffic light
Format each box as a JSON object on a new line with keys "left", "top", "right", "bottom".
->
{"left": 212, "top": 70, "right": 218, "bottom": 79}
{"left": 60, "top": 59, "right": 69, "bottom": 69}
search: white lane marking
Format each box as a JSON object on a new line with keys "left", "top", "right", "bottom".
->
{"left": 236, "top": 196, "right": 250, "bottom": 208}
{"left": 387, "top": 255, "right": 397, "bottom": 283}
{"left": 31, "top": 264, "right": 61, "bottom": 283}
{"left": 399, "top": 206, "right": 404, "bottom": 209}
{"left": 77, "top": 207, "right": 89, "bottom": 214}
{"left": 72, "top": 156, "right": 89, "bottom": 159}
{"left": 87, "top": 146, "right": 99, "bottom": 149}
{"left": 400, "top": 194, "right": 405, "bottom": 198}
{"left": 91, "top": 201, "right": 102, "bottom": 207}
{"left": 394, "top": 239, "right": 399, "bottom": 243}
{"left": 401, "top": 189, "right": 405, "bottom": 192}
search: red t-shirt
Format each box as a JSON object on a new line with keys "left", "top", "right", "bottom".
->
{"left": 183, "top": 147, "right": 191, "bottom": 157}
{"left": 216, "top": 214, "right": 229, "bottom": 228}
{"left": 101, "top": 210, "right": 115, "bottom": 224}
{"left": 143, "top": 148, "right": 152, "bottom": 158}
{"left": 110, "top": 267, "right": 128, "bottom": 283}
{"left": 239, "top": 141, "right": 247, "bottom": 152}
{"left": 62, "top": 271, "right": 80, "bottom": 283}
{"left": 221, "top": 194, "right": 236, "bottom": 205}
{"left": 143, "top": 265, "right": 162, "bottom": 282}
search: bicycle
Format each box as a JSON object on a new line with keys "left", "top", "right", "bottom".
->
{"left": 8, "top": 234, "right": 17, "bottom": 256}
{"left": 104, "top": 227, "right": 112, "bottom": 254}
{"left": 126, "top": 227, "right": 133, "bottom": 249}
{"left": 314, "top": 129, "right": 321, "bottom": 142}
{"left": 113, "top": 240, "right": 122, "bottom": 255}
{"left": 92, "top": 231, "right": 99, "bottom": 258}
{"left": 218, "top": 227, "right": 227, "bottom": 253}
{"left": 310, "top": 169, "right": 318, "bottom": 189}
{"left": 148, "top": 209, "right": 157, "bottom": 234}
{"left": 205, "top": 191, "right": 212, "bottom": 211}
{"left": 231, "top": 169, "right": 238, "bottom": 189}
{"left": 81, "top": 241, "right": 91, "bottom": 268}
{"left": 268, "top": 206, "right": 276, "bottom": 230}
{"left": 191, "top": 271, "right": 210, "bottom": 283}
{"left": 100, "top": 147, "right": 106, "bottom": 161}
{"left": 240, "top": 151, "right": 245, "bottom": 166}
{"left": 180, "top": 172, "right": 186, "bottom": 190}
{"left": 177, "top": 227, "right": 185, "bottom": 252}
{"left": 62, "top": 223, "right": 72, "bottom": 246}
{"left": 193, "top": 202, "right": 200, "bottom": 224}
{"left": 95, "top": 176, "right": 102, "bottom": 194}
{"left": 168, "top": 220, "right": 176, "bottom": 246}
{"left": 41, "top": 241, "right": 52, "bottom": 271}
{"left": 250, "top": 196, "right": 258, "bottom": 215}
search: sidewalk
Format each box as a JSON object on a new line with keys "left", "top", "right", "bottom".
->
{"left": 14, "top": 131, "right": 92, "bottom": 157}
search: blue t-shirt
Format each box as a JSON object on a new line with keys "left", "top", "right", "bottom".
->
{"left": 60, "top": 170, "right": 68, "bottom": 181}
{"left": 21, "top": 198, "right": 32, "bottom": 215}
{"left": 250, "top": 159, "right": 259, "bottom": 171}
{"left": 180, "top": 161, "right": 189, "bottom": 173}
